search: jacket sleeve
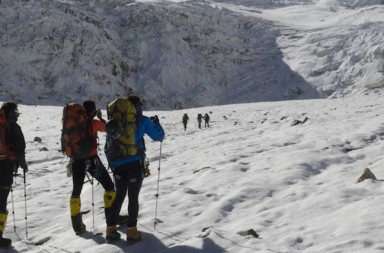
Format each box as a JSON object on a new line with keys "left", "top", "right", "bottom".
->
{"left": 11, "top": 122, "right": 26, "bottom": 156}
{"left": 92, "top": 119, "right": 106, "bottom": 133}
{"left": 143, "top": 117, "right": 165, "bottom": 142}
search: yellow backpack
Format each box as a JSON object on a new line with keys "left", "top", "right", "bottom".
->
{"left": 105, "top": 98, "right": 138, "bottom": 162}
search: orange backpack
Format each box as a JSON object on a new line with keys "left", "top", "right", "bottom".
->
{"left": 0, "top": 109, "right": 15, "bottom": 160}
{"left": 61, "top": 103, "right": 92, "bottom": 160}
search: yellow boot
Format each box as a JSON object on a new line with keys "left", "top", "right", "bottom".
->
{"left": 0, "top": 212, "right": 11, "bottom": 249}
{"left": 103, "top": 191, "right": 116, "bottom": 221}
{"left": 126, "top": 227, "right": 142, "bottom": 245}
{"left": 103, "top": 191, "right": 128, "bottom": 225}
{"left": 70, "top": 197, "right": 86, "bottom": 235}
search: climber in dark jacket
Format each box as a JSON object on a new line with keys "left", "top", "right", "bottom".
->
{"left": 0, "top": 101, "right": 27, "bottom": 249}
{"left": 182, "top": 113, "right": 189, "bottom": 131}
{"left": 197, "top": 114, "right": 203, "bottom": 129}
{"left": 203, "top": 113, "right": 210, "bottom": 128}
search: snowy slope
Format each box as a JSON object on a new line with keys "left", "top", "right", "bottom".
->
{"left": 4, "top": 92, "right": 384, "bottom": 252}
{"left": 2, "top": 0, "right": 383, "bottom": 109}
{"left": 0, "top": 0, "right": 320, "bottom": 109}
{"left": 0, "top": 0, "right": 384, "bottom": 109}
{"left": 256, "top": 0, "right": 384, "bottom": 97}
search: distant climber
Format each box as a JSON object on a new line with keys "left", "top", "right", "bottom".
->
{"left": 182, "top": 113, "right": 189, "bottom": 131}
{"left": 197, "top": 114, "right": 203, "bottom": 129}
{"left": 203, "top": 113, "right": 210, "bottom": 128}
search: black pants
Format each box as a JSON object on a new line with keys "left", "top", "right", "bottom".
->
{"left": 205, "top": 121, "right": 209, "bottom": 127}
{"left": 198, "top": 120, "right": 202, "bottom": 129}
{"left": 71, "top": 155, "right": 114, "bottom": 197}
{"left": 0, "top": 160, "right": 15, "bottom": 213}
{"left": 107, "top": 160, "right": 143, "bottom": 227}
{"left": 183, "top": 122, "right": 187, "bottom": 131}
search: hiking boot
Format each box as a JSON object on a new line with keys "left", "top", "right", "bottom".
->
{"left": 0, "top": 237, "right": 11, "bottom": 249}
{"left": 117, "top": 215, "right": 129, "bottom": 225}
{"left": 106, "top": 226, "right": 121, "bottom": 243}
{"left": 71, "top": 214, "right": 86, "bottom": 235}
{"left": 126, "top": 227, "right": 141, "bottom": 245}
{"left": 0, "top": 232, "right": 11, "bottom": 249}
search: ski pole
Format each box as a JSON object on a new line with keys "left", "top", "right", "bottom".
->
{"left": 154, "top": 142, "right": 163, "bottom": 229}
{"left": 23, "top": 171, "right": 28, "bottom": 238}
{"left": 10, "top": 185, "right": 16, "bottom": 233}
{"left": 86, "top": 172, "right": 95, "bottom": 228}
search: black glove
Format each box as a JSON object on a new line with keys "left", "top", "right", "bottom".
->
{"left": 150, "top": 115, "right": 159, "bottom": 124}
{"left": 16, "top": 155, "right": 28, "bottom": 172}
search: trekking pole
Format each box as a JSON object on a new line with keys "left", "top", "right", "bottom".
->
{"left": 110, "top": 166, "right": 116, "bottom": 185}
{"left": 154, "top": 142, "right": 163, "bottom": 229}
{"left": 92, "top": 175, "right": 94, "bottom": 228}
{"left": 86, "top": 172, "right": 95, "bottom": 228}
{"left": 23, "top": 171, "right": 28, "bottom": 238}
{"left": 10, "top": 185, "right": 16, "bottom": 233}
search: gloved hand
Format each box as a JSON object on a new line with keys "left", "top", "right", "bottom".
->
{"left": 144, "top": 161, "right": 151, "bottom": 178}
{"left": 150, "top": 115, "right": 159, "bottom": 124}
{"left": 16, "top": 155, "right": 28, "bottom": 172}
{"left": 66, "top": 160, "right": 73, "bottom": 178}
{"left": 144, "top": 167, "right": 151, "bottom": 177}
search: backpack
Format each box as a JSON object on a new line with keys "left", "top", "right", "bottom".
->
{"left": 105, "top": 98, "right": 138, "bottom": 162}
{"left": 0, "top": 110, "right": 15, "bottom": 160}
{"left": 61, "top": 103, "right": 92, "bottom": 160}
